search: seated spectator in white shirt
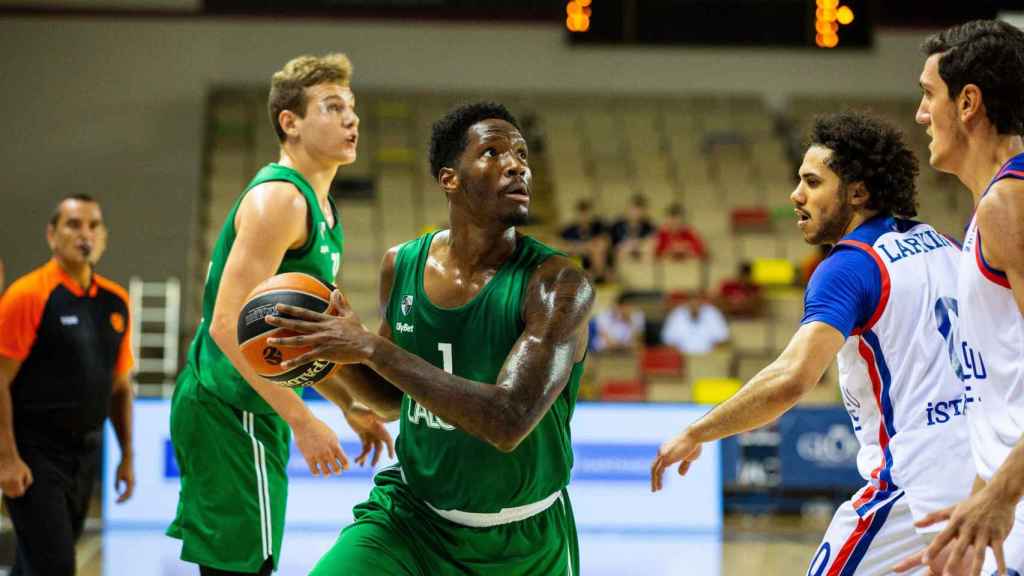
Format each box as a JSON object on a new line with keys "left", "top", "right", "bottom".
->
{"left": 592, "top": 294, "right": 645, "bottom": 353}
{"left": 661, "top": 293, "right": 729, "bottom": 355}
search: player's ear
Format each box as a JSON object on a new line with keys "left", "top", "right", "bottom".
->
{"left": 438, "top": 167, "right": 458, "bottom": 195}
{"left": 278, "top": 109, "right": 301, "bottom": 140}
{"left": 958, "top": 83, "right": 983, "bottom": 125}
{"left": 848, "top": 182, "right": 870, "bottom": 208}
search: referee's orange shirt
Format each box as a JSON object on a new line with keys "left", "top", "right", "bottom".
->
{"left": 0, "top": 259, "right": 133, "bottom": 441}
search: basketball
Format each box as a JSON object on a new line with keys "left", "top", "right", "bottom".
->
{"left": 237, "top": 272, "right": 338, "bottom": 388}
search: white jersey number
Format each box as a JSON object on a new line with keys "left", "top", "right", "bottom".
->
{"left": 405, "top": 342, "right": 456, "bottom": 431}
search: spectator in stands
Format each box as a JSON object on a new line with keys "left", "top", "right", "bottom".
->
{"left": 660, "top": 292, "right": 729, "bottom": 355}
{"left": 718, "top": 261, "right": 764, "bottom": 317}
{"left": 592, "top": 293, "right": 645, "bottom": 353}
{"left": 655, "top": 203, "right": 707, "bottom": 260}
{"left": 560, "top": 199, "right": 610, "bottom": 281}
{"left": 610, "top": 194, "right": 657, "bottom": 264}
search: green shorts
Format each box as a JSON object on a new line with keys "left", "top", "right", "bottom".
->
{"left": 166, "top": 366, "right": 291, "bottom": 572}
{"left": 310, "top": 467, "right": 580, "bottom": 576}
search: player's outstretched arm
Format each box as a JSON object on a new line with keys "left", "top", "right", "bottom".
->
{"left": 267, "top": 256, "right": 594, "bottom": 452}
{"left": 914, "top": 179, "right": 1024, "bottom": 576}
{"left": 326, "top": 246, "right": 404, "bottom": 420}
{"left": 210, "top": 182, "right": 349, "bottom": 477}
{"left": 650, "top": 321, "right": 844, "bottom": 492}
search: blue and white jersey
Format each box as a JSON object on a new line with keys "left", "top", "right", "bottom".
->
{"left": 959, "top": 153, "right": 1024, "bottom": 482}
{"left": 802, "top": 215, "right": 973, "bottom": 530}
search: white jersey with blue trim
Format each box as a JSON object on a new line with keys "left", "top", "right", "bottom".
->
{"left": 959, "top": 155, "right": 1024, "bottom": 482}
{"left": 831, "top": 219, "right": 973, "bottom": 527}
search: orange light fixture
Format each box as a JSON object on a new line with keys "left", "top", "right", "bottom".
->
{"left": 837, "top": 6, "right": 855, "bottom": 25}
{"left": 565, "top": 0, "right": 591, "bottom": 32}
{"left": 815, "top": 0, "right": 854, "bottom": 48}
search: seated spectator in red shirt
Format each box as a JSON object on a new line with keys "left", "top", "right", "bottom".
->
{"left": 560, "top": 199, "right": 611, "bottom": 281}
{"left": 718, "top": 261, "right": 764, "bottom": 317}
{"left": 611, "top": 194, "right": 657, "bottom": 265}
{"left": 655, "top": 203, "right": 706, "bottom": 260}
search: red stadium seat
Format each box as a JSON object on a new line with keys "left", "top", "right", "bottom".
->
{"left": 600, "top": 379, "right": 647, "bottom": 402}
{"left": 730, "top": 207, "right": 771, "bottom": 232}
{"left": 641, "top": 346, "right": 684, "bottom": 377}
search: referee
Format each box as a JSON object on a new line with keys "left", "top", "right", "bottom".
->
{"left": 0, "top": 194, "right": 135, "bottom": 575}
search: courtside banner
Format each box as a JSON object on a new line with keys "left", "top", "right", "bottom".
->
{"left": 104, "top": 400, "right": 721, "bottom": 532}
{"left": 777, "top": 407, "right": 862, "bottom": 490}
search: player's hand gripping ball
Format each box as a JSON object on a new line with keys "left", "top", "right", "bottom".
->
{"left": 238, "top": 272, "right": 339, "bottom": 388}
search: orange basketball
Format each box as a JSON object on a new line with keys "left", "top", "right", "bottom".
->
{"left": 237, "top": 272, "right": 339, "bottom": 388}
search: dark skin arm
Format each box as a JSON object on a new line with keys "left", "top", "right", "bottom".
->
{"left": 319, "top": 247, "right": 404, "bottom": 420}
{"left": 266, "top": 255, "right": 594, "bottom": 453}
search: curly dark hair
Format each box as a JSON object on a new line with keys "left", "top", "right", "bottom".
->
{"left": 428, "top": 102, "right": 520, "bottom": 179}
{"left": 922, "top": 20, "right": 1024, "bottom": 136}
{"left": 809, "top": 111, "right": 919, "bottom": 218}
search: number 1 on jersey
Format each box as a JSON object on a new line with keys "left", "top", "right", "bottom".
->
{"left": 438, "top": 342, "right": 453, "bottom": 374}
{"left": 405, "top": 342, "right": 457, "bottom": 431}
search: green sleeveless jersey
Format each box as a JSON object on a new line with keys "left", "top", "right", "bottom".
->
{"left": 387, "top": 231, "right": 584, "bottom": 513}
{"left": 186, "top": 163, "right": 344, "bottom": 414}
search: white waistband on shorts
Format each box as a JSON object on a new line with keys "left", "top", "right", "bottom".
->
{"left": 396, "top": 465, "right": 563, "bottom": 528}
{"left": 423, "top": 491, "right": 562, "bottom": 528}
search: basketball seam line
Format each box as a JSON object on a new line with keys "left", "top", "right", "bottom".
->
{"left": 239, "top": 329, "right": 284, "bottom": 351}
{"left": 238, "top": 288, "right": 331, "bottom": 350}
{"left": 247, "top": 289, "right": 329, "bottom": 306}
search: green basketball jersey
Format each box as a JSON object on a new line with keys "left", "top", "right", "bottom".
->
{"left": 386, "top": 231, "right": 584, "bottom": 513}
{"left": 185, "top": 163, "right": 344, "bottom": 414}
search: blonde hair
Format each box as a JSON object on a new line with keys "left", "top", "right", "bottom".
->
{"left": 268, "top": 53, "right": 353, "bottom": 142}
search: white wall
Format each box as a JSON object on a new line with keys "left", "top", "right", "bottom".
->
{"left": 0, "top": 15, "right": 934, "bottom": 304}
